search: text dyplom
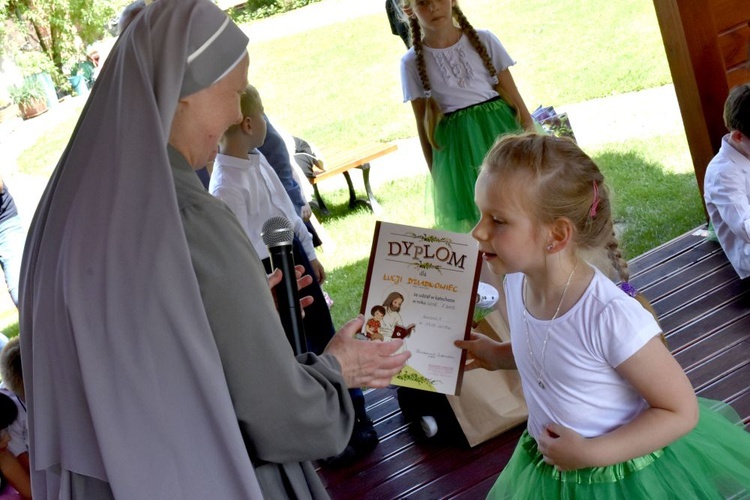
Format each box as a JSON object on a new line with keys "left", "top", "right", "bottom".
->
{"left": 387, "top": 241, "right": 467, "bottom": 270}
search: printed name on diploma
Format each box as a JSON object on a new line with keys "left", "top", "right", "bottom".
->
{"left": 407, "top": 277, "right": 459, "bottom": 291}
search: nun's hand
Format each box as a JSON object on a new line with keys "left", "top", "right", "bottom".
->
{"left": 267, "top": 265, "right": 314, "bottom": 313}
{"left": 325, "top": 315, "right": 411, "bottom": 388}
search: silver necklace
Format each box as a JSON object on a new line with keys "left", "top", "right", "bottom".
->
{"left": 522, "top": 262, "right": 579, "bottom": 389}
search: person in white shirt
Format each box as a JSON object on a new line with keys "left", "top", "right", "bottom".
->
{"left": 209, "top": 105, "right": 324, "bottom": 282}
{"left": 210, "top": 84, "right": 381, "bottom": 465}
{"left": 462, "top": 133, "right": 750, "bottom": 498}
{"left": 704, "top": 83, "right": 750, "bottom": 279}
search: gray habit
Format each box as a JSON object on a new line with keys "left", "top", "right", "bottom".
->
{"left": 170, "top": 146, "right": 353, "bottom": 499}
{"left": 18, "top": 0, "right": 351, "bottom": 498}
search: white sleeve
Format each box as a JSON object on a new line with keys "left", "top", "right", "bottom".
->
{"left": 705, "top": 163, "right": 750, "bottom": 242}
{"left": 210, "top": 185, "right": 252, "bottom": 238}
{"left": 6, "top": 398, "right": 27, "bottom": 457}
{"left": 293, "top": 212, "right": 316, "bottom": 262}
{"left": 400, "top": 49, "right": 426, "bottom": 102}
{"left": 262, "top": 160, "right": 317, "bottom": 261}
{"left": 597, "top": 297, "right": 662, "bottom": 367}
{"left": 479, "top": 30, "right": 516, "bottom": 72}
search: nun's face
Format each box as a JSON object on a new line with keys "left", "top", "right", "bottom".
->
{"left": 171, "top": 52, "right": 250, "bottom": 168}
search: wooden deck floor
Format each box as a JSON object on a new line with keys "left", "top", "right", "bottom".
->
{"left": 316, "top": 226, "right": 750, "bottom": 499}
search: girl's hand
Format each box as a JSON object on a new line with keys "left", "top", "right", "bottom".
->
{"left": 454, "top": 331, "right": 514, "bottom": 371}
{"left": 537, "top": 423, "right": 592, "bottom": 471}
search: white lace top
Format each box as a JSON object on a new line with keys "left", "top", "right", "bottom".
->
{"left": 400, "top": 29, "right": 515, "bottom": 113}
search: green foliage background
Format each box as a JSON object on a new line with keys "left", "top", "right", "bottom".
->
{"left": 1, "top": 0, "right": 130, "bottom": 85}
{"left": 227, "top": 0, "right": 323, "bottom": 23}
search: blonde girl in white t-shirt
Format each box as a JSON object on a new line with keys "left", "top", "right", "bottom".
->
{"left": 459, "top": 133, "right": 750, "bottom": 498}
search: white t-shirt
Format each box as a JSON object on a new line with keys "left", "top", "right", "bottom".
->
{"left": 505, "top": 268, "right": 661, "bottom": 440}
{"left": 704, "top": 135, "right": 750, "bottom": 279}
{"left": 400, "top": 29, "right": 515, "bottom": 113}
{"left": 209, "top": 152, "right": 316, "bottom": 263}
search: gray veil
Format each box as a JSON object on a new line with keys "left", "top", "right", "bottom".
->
{"left": 19, "top": 0, "right": 263, "bottom": 497}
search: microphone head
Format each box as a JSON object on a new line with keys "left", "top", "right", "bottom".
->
{"left": 261, "top": 216, "right": 295, "bottom": 247}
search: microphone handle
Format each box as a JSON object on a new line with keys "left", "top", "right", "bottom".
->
{"left": 268, "top": 243, "right": 307, "bottom": 355}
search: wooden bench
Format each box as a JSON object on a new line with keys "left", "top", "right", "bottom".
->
{"left": 308, "top": 142, "right": 397, "bottom": 216}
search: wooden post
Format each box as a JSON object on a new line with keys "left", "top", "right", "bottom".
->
{"left": 652, "top": 0, "right": 728, "bottom": 203}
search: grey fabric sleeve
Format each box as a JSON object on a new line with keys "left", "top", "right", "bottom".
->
{"left": 180, "top": 197, "right": 353, "bottom": 463}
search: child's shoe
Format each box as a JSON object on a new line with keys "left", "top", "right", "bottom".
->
{"left": 420, "top": 416, "right": 438, "bottom": 438}
{"left": 350, "top": 415, "right": 379, "bottom": 455}
{"left": 321, "top": 413, "right": 379, "bottom": 468}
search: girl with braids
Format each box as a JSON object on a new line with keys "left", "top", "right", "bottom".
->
{"left": 400, "top": 0, "right": 534, "bottom": 232}
{"left": 459, "top": 133, "right": 750, "bottom": 498}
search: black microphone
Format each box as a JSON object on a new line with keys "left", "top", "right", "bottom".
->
{"left": 261, "top": 216, "right": 307, "bottom": 355}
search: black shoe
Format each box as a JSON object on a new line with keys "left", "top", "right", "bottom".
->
{"left": 321, "top": 417, "right": 379, "bottom": 468}
{"left": 350, "top": 416, "right": 379, "bottom": 455}
{"left": 320, "top": 444, "right": 358, "bottom": 468}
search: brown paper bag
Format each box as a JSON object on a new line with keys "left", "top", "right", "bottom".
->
{"left": 446, "top": 310, "right": 528, "bottom": 447}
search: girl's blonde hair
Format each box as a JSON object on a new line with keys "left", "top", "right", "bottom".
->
{"left": 483, "top": 133, "right": 664, "bottom": 333}
{"left": 482, "top": 134, "right": 628, "bottom": 282}
{"left": 402, "top": 1, "right": 520, "bottom": 148}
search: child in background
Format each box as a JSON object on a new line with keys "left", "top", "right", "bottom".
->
{"left": 0, "top": 175, "right": 25, "bottom": 308}
{"left": 0, "top": 393, "right": 30, "bottom": 499}
{"left": 0, "top": 338, "right": 27, "bottom": 478}
{"left": 210, "top": 85, "right": 379, "bottom": 465}
{"left": 400, "top": 0, "right": 534, "bottom": 232}
{"left": 459, "top": 133, "right": 750, "bottom": 498}
{"left": 704, "top": 83, "right": 750, "bottom": 279}
{"left": 210, "top": 85, "right": 325, "bottom": 284}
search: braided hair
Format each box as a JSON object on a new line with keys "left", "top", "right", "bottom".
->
{"left": 403, "top": 1, "right": 520, "bottom": 148}
{"left": 482, "top": 134, "right": 629, "bottom": 282}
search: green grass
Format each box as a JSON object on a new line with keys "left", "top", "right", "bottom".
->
{"left": 1, "top": 321, "right": 18, "bottom": 339}
{"left": 319, "top": 133, "right": 704, "bottom": 329}
{"left": 592, "top": 133, "right": 704, "bottom": 257}
{"left": 18, "top": 98, "right": 85, "bottom": 176}
{"left": 247, "top": 0, "right": 671, "bottom": 151}
{"left": 20, "top": 0, "right": 673, "bottom": 171}
{"left": 11, "top": 0, "right": 703, "bottom": 333}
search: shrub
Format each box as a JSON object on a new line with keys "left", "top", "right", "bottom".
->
{"left": 227, "top": 0, "right": 322, "bottom": 23}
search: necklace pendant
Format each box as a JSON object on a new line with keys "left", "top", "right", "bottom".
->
{"left": 538, "top": 380, "right": 545, "bottom": 389}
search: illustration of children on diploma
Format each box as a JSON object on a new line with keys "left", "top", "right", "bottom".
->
{"left": 378, "top": 292, "right": 416, "bottom": 350}
{"left": 365, "top": 305, "right": 386, "bottom": 342}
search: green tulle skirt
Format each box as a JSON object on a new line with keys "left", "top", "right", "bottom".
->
{"left": 431, "top": 98, "right": 522, "bottom": 233}
{"left": 487, "top": 398, "right": 750, "bottom": 499}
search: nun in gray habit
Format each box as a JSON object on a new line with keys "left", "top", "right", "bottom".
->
{"left": 18, "top": 0, "right": 405, "bottom": 498}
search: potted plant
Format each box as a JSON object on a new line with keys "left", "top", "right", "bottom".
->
{"left": 8, "top": 78, "right": 48, "bottom": 120}
{"left": 15, "top": 50, "right": 61, "bottom": 105}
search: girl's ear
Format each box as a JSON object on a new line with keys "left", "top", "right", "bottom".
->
{"left": 545, "top": 218, "right": 574, "bottom": 254}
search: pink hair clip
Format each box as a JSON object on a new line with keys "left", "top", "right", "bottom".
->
{"left": 590, "top": 181, "right": 600, "bottom": 218}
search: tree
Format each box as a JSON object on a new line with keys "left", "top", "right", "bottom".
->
{"left": 1, "top": 0, "right": 119, "bottom": 84}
